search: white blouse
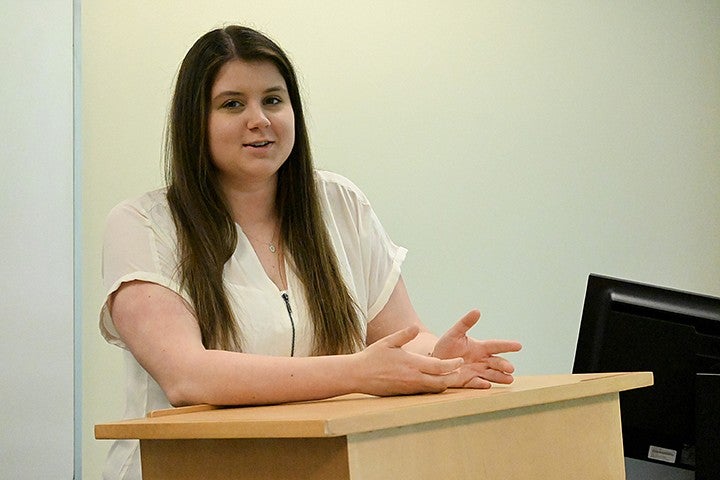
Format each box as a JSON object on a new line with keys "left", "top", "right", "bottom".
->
{"left": 99, "top": 170, "right": 406, "bottom": 480}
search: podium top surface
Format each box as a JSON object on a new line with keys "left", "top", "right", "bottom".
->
{"left": 95, "top": 372, "right": 652, "bottom": 440}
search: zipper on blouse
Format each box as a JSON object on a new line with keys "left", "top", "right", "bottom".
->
{"left": 281, "top": 291, "right": 296, "bottom": 357}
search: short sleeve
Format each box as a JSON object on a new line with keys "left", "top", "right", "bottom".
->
{"left": 99, "top": 191, "right": 189, "bottom": 349}
{"left": 316, "top": 172, "right": 407, "bottom": 322}
{"left": 354, "top": 188, "right": 407, "bottom": 320}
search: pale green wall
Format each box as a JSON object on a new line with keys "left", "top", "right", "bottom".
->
{"left": 82, "top": 2, "right": 720, "bottom": 477}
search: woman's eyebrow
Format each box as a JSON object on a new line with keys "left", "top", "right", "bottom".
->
{"left": 214, "top": 85, "right": 287, "bottom": 98}
{"left": 263, "top": 85, "right": 288, "bottom": 95}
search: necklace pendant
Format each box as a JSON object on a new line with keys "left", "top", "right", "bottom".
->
{"left": 268, "top": 244, "right": 277, "bottom": 253}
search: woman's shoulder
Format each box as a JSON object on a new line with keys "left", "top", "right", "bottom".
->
{"left": 314, "top": 170, "right": 370, "bottom": 206}
{"left": 106, "top": 187, "right": 172, "bottom": 227}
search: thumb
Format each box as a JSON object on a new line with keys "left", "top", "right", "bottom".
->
{"left": 446, "top": 309, "right": 481, "bottom": 338}
{"left": 382, "top": 325, "right": 421, "bottom": 348}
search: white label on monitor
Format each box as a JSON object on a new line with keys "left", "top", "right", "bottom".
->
{"left": 647, "top": 445, "right": 677, "bottom": 464}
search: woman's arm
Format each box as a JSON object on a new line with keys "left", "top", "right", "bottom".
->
{"left": 109, "top": 280, "right": 463, "bottom": 406}
{"left": 366, "top": 277, "right": 438, "bottom": 355}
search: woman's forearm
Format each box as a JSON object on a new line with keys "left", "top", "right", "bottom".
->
{"left": 167, "top": 350, "right": 361, "bottom": 406}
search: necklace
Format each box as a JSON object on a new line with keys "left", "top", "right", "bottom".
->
{"left": 243, "top": 227, "right": 278, "bottom": 254}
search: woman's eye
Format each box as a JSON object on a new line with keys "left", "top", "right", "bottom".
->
{"left": 265, "top": 96, "right": 282, "bottom": 105}
{"left": 222, "top": 100, "right": 243, "bottom": 109}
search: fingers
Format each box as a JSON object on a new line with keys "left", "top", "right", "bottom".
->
{"left": 445, "top": 309, "right": 481, "bottom": 338}
{"left": 458, "top": 355, "right": 517, "bottom": 386}
{"left": 418, "top": 355, "right": 463, "bottom": 375}
{"left": 378, "top": 326, "right": 465, "bottom": 373}
{"left": 381, "top": 325, "right": 420, "bottom": 348}
{"left": 419, "top": 370, "right": 462, "bottom": 393}
{"left": 481, "top": 339, "right": 523, "bottom": 355}
{"left": 483, "top": 354, "right": 516, "bottom": 374}
{"left": 368, "top": 320, "right": 520, "bottom": 395}
{"left": 480, "top": 369, "right": 515, "bottom": 385}
{"left": 457, "top": 368, "right": 514, "bottom": 389}
{"left": 463, "top": 376, "right": 493, "bottom": 389}
{"left": 382, "top": 356, "right": 463, "bottom": 396}
{"left": 363, "top": 327, "right": 464, "bottom": 396}
{"left": 405, "top": 354, "right": 464, "bottom": 394}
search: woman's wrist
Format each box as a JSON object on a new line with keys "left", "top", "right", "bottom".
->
{"left": 340, "top": 350, "right": 367, "bottom": 394}
{"left": 402, "top": 330, "right": 438, "bottom": 357}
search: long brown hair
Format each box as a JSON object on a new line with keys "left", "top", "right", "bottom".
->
{"left": 165, "top": 25, "right": 363, "bottom": 354}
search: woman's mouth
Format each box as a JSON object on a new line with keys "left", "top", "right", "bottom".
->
{"left": 244, "top": 141, "right": 272, "bottom": 148}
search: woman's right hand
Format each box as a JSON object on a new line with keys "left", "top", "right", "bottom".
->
{"left": 352, "top": 325, "right": 463, "bottom": 396}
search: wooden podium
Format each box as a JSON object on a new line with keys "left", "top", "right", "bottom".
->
{"left": 95, "top": 372, "right": 652, "bottom": 479}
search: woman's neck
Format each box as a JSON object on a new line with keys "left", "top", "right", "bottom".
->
{"left": 220, "top": 175, "right": 279, "bottom": 228}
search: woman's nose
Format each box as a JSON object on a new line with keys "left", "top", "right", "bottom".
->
{"left": 246, "top": 104, "right": 271, "bottom": 129}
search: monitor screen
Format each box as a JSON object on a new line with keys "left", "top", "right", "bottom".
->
{"left": 572, "top": 274, "right": 720, "bottom": 471}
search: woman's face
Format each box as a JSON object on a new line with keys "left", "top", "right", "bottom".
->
{"left": 207, "top": 59, "right": 295, "bottom": 190}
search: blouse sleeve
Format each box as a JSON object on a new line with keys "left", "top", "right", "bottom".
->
{"left": 99, "top": 192, "right": 189, "bottom": 349}
{"left": 317, "top": 172, "right": 408, "bottom": 322}
{"left": 356, "top": 190, "right": 407, "bottom": 320}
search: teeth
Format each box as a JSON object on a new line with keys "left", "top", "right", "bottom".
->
{"left": 248, "top": 141, "right": 270, "bottom": 147}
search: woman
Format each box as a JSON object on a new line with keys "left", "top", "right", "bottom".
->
{"left": 100, "top": 25, "right": 521, "bottom": 479}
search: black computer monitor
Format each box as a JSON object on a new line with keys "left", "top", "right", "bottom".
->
{"left": 572, "top": 274, "right": 720, "bottom": 478}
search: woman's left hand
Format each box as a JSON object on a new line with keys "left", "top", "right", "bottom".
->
{"left": 432, "top": 310, "right": 522, "bottom": 389}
